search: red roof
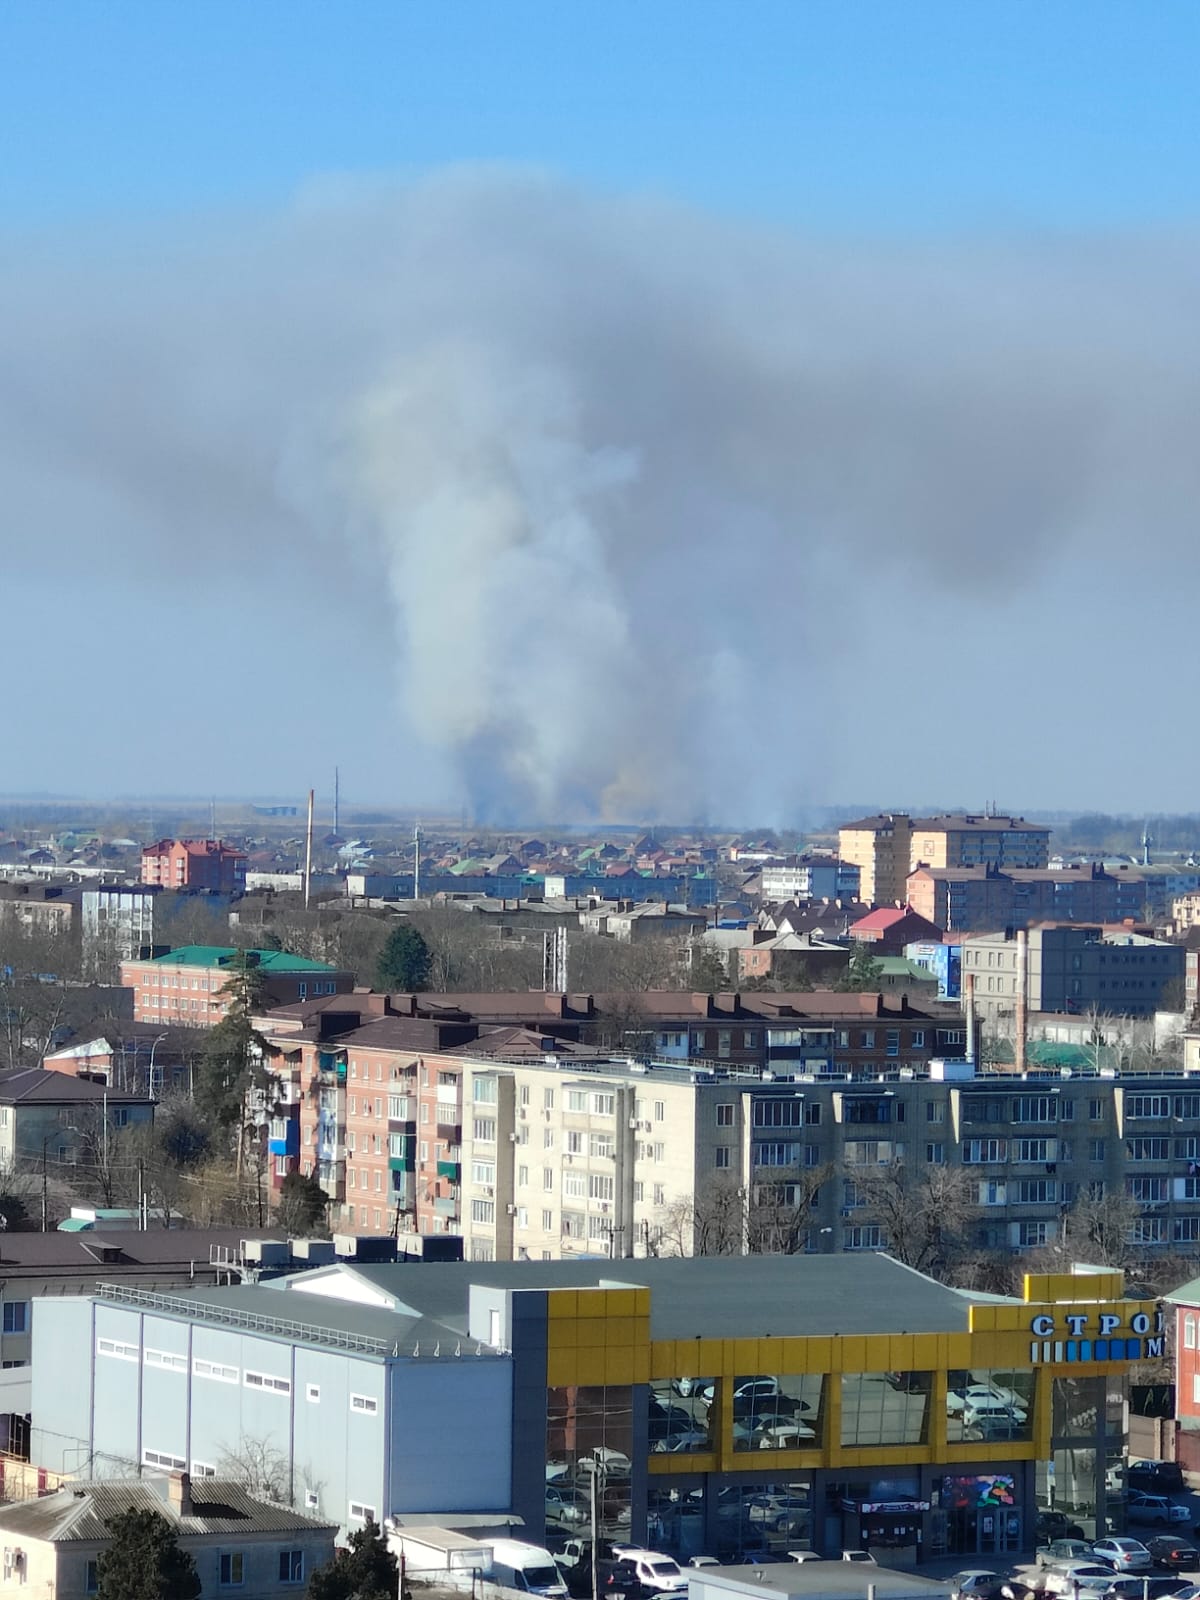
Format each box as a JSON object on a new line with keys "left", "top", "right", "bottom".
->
{"left": 849, "top": 907, "right": 911, "bottom": 933}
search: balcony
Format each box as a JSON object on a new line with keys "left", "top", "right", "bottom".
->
{"left": 433, "top": 1195, "right": 458, "bottom": 1217}
{"left": 317, "top": 1160, "right": 345, "bottom": 1200}
{"left": 436, "top": 1159, "right": 461, "bottom": 1181}
{"left": 436, "top": 1118, "right": 462, "bottom": 1143}
{"left": 317, "top": 1051, "right": 347, "bottom": 1085}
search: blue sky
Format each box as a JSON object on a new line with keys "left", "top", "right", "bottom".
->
{"left": 3, "top": 0, "right": 1198, "bottom": 231}
{"left": 3, "top": 2, "right": 1200, "bottom": 820}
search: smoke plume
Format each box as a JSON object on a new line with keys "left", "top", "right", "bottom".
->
{"left": 2, "top": 171, "right": 1199, "bottom": 818}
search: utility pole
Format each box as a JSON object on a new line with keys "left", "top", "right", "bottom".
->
{"left": 304, "top": 788, "right": 315, "bottom": 910}
{"left": 413, "top": 824, "right": 422, "bottom": 901}
{"left": 333, "top": 767, "right": 340, "bottom": 838}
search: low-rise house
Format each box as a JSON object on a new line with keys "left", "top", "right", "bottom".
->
{"left": 848, "top": 905, "right": 943, "bottom": 952}
{"left": 0, "top": 1475, "right": 336, "bottom": 1600}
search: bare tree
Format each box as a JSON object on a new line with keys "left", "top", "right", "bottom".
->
{"left": 853, "top": 1160, "right": 981, "bottom": 1280}
{"left": 655, "top": 1168, "right": 833, "bottom": 1258}
{"left": 1064, "top": 1186, "right": 1143, "bottom": 1268}
{"left": 217, "top": 1435, "right": 291, "bottom": 1503}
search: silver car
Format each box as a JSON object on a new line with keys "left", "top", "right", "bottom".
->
{"left": 1091, "top": 1540, "right": 1154, "bottom": 1574}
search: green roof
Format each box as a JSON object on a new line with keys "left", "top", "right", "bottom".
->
{"left": 56, "top": 1218, "right": 93, "bottom": 1232}
{"left": 874, "top": 957, "right": 936, "bottom": 979}
{"left": 148, "top": 945, "right": 338, "bottom": 973}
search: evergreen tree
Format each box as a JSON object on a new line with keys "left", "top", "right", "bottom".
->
{"left": 96, "top": 1508, "right": 201, "bottom": 1600}
{"left": 307, "top": 1521, "right": 398, "bottom": 1600}
{"left": 375, "top": 925, "right": 431, "bottom": 992}
{"left": 836, "top": 940, "right": 884, "bottom": 991}
{"left": 275, "top": 1170, "right": 330, "bottom": 1235}
{"left": 195, "top": 952, "right": 270, "bottom": 1132}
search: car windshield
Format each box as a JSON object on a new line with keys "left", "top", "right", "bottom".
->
{"left": 650, "top": 1564, "right": 681, "bottom": 1578}
{"left": 526, "top": 1569, "right": 560, "bottom": 1588}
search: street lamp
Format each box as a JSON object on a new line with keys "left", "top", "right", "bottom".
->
{"left": 146, "top": 1033, "right": 168, "bottom": 1101}
{"left": 41, "top": 1125, "right": 81, "bottom": 1233}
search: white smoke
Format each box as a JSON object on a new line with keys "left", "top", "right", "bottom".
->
{"left": 2, "top": 171, "right": 1200, "bottom": 817}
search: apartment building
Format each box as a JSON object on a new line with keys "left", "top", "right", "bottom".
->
{"left": 908, "top": 814, "right": 1051, "bottom": 872}
{"left": 836, "top": 814, "right": 913, "bottom": 907}
{"left": 962, "top": 925, "right": 1185, "bottom": 1027}
{"left": 141, "top": 837, "right": 247, "bottom": 894}
{"left": 759, "top": 858, "right": 861, "bottom": 903}
{"left": 121, "top": 945, "right": 354, "bottom": 1025}
{"left": 79, "top": 883, "right": 159, "bottom": 971}
{"left": 264, "top": 990, "right": 965, "bottom": 1253}
{"left": 907, "top": 864, "right": 1150, "bottom": 934}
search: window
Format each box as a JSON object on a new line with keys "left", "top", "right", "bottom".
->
{"left": 471, "top": 1200, "right": 495, "bottom": 1224}
{"left": 143, "top": 1448, "right": 187, "bottom": 1470}
{"left": 305, "top": 1492, "right": 319, "bottom": 1510}
{"left": 753, "top": 1142, "right": 800, "bottom": 1167}
{"left": 962, "top": 1139, "right": 1007, "bottom": 1165}
{"left": 97, "top": 1337, "right": 138, "bottom": 1362}
{"left": 715, "top": 1147, "right": 732, "bottom": 1169}
{"left": 519, "top": 1085, "right": 530, "bottom": 1106}
{"left": 885, "top": 1030, "right": 900, "bottom": 1057}
{"left": 473, "top": 1118, "right": 497, "bottom": 1143}
{"left": 1176, "top": 1096, "right": 1200, "bottom": 1120}
{"left": 348, "top": 1502, "right": 377, "bottom": 1525}
{"left": 653, "top": 1101, "right": 665, "bottom": 1122}
{"left": 542, "top": 1209, "right": 554, "bottom": 1230}
{"left": 1012, "top": 1095, "right": 1058, "bottom": 1123}
{"left": 474, "top": 1077, "right": 498, "bottom": 1103}
{"left": 543, "top": 1168, "right": 554, "bottom": 1192}
{"left": 752, "top": 1099, "right": 805, "bottom": 1127}
{"left": 350, "top": 1394, "right": 378, "bottom": 1415}
{"left": 471, "top": 1161, "right": 496, "bottom": 1186}
{"left": 1127, "top": 1137, "right": 1170, "bottom": 1161}
{"left": 1194, "top": 1373, "right": 1200, "bottom": 1405}
{"left": 245, "top": 1371, "right": 291, "bottom": 1395}
{"left": 144, "top": 1348, "right": 187, "bottom": 1372}
{"left": 543, "top": 1127, "right": 554, "bottom": 1149}
{"left": 715, "top": 1104, "right": 734, "bottom": 1126}
{"left": 86, "top": 1561, "right": 99, "bottom": 1594}
{"left": 220, "top": 1553, "right": 245, "bottom": 1587}
{"left": 1089, "top": 1138, "right": 1106, "bottom": 1161}
{"left": 587, "top": 1174, "right": 614, "bottom": 1202}
{"left": 2, "top": 1302, "right": 28, "bottom": 1334}
{"left": 517, "top": 1164, "right": 529, "bottom": 1186}
{"left": 191, "top": 1461, "right": 217, "bottom": 1478}
{"left": 593, "top": 1093, "right": 615, "bottom": 1116}
{"left": 306, "top": 1383, "right": 320, "bottom": 1403}
{"left": 1015, "top": 1179, "right": 1057, "bottom": 1204}
{"left": 1176, "top": 1220, "right": 1200, "bottom": 1245}
{"left": 563, "top": 1171, "right": 586, "bottom": 1198}
{"left": 653, "top": 1184, "right": 665, "bottom": 1206}
{"left": 926, "top": 1102, "right": 945, "bottom": 1123}
{"left": 1089, "top": 1098, "right": 1104, "bottom": 1120}
{"left": 279, "top": 1552, "right": 304, "bottom": 1584}
{"left": 1013, "top": 1138, "right": 1051, "bottom": 1163}
{"left": 543, "top": 1088, "right": 555, "bottom": 1109}
{"left": 566, "top": 1089, "right": 587, "bottom": 1112}
{"left": 588, "top": 1133, "right": 614, "bottom": 1159}
{"left": 926, "top": 1143, "right": 945, "bottom": 1164}
{"left": 1018, "top": 1221, "right": 1049, "bottom": 1248}
{"left": 1127, "top": 1094, "right": 1171, "bottom": 1120}
{"left": 845, "top": 1224, "right": 887, "bottom": 1250}
{"left": 1127, "top": 1176, "right": 1168, "bottom": 1203}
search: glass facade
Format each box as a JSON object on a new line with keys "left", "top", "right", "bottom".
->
{"left": 841, "top": 1371, "right": 929, "bottom": 1447}
{"left": 547, "top": 1385, "right": 633, "bottom": 1540}
{"left": 647, "top": 1477, "right": 813, "bottom": 1563}
{"left": 649, "top": 1379, "right": 715, "bottom": 1454}
{"left": 730, "top": 1374, "right": 824, "bottom": 1452}
{"left": 946, "top": 1368, "right": 1034, "bottom": 1444}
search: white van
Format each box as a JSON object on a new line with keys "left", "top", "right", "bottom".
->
{"left": 489, "top": 1539, "right": 568, "bottom": 1597}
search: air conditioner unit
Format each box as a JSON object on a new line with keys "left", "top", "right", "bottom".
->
{"left": 484, "top": 1186, "right": 494, "bottom": 1197}
{"left": 641, "top": 1120, "right": 652, "bottom": 1132}
{"left": 506, "top": 1204, "right": 518, "bottom": 1215}
{"left": 508, "top": 1132, "right": 519, "bottom": 1142}
{"left": 628, "top": 1118, "right": 639, "bottom": 1130}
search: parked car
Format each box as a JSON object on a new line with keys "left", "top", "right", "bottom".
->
{"left": 1040, "top": 1567, "right": 1118, "bottom": 1598}
{"left": 1091, "top": 1540, "right": 1155, "bottom": 1573}
{"left": 949, "top": 1572, "right": 1001, "bottom": 1600}
{"left": 1102, "top": 1578, "right": 1193, "bottom": 1600}
{"left": 1146, "top": 1538, "right": 1200, "bottom": 1571}
{"left": 947, "top": 1380, "right": 1024, "bottom": 1416}
{"left": 545, "top": 1486, "right": 591, "bottom": 1527}
{"left": 962, "top": 1397, "right": 1029, "bottom": 1429}
{"left": 968, "top": 1414, "right": 1030, "bottom": 1441}
{"left": 686, "top": 1558, "right": 720, "bottom": 1570}
{"left": 1037, "top": 1540, "right": 1095, "bottom": 1570}
{"left": 1129, "top": 1463, "right": 1187, "bottom": 1495}
{"left": 843, "top": 1551, "right": 877, "bottom": 1565}
{"left": 786, "top": 1552, "right": 822, "bottom": 1564}
{"left": 1128, "top": 1494, "right": 1192, "bottom": 1528}
{"left": 1039, "top": 1513, "right": 1087, "bottom": 1543}
{"left": 605, "top": 1552, "right": 685, "bottom": 1596}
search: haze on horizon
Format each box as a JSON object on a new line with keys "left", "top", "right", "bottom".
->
{"left": 2, "top": 2, "right": 1198, "bottom": 824}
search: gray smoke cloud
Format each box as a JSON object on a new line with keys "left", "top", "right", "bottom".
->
{"left": 2, "top": 170, "right": 1199, "bottom": 818}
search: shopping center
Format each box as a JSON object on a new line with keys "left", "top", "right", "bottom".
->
{"left": 31, "top": 1252, "right": 1156, "bottom": 1558}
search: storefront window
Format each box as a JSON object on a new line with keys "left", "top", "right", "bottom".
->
{"left": 714, "top": 1481, "right": 813, "bottom": 1561}
{"left": 649, "top": 1379, "right": 715, "bottom": 1454}
{"left": 730, "top": 1374, "right": 824, "bottom": 1452}
{"left": 937, "top": 1474, "right": 1022, "bottom": 1556}
{"left": 1050, "top": 1374, "right": 1113, "bottom": 1521}
{"left": 945, "top": 1368, "right": 1034, "bottom": 1444}
{"left": 841, "top": 1371, "right": 930, "bottom": 1447}
{"left": 547, "top": 1385, "right": 633, "bottom": 1539}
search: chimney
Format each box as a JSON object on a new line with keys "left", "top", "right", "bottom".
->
{"left": 168, "top": 1471, "right": 193, "bottom": 1518}
{"left": 964, "top": 973, "right": 976, "bottom": 1067}
{"left": 1015, "top": 929, "right": 1028, "bottom": 1076}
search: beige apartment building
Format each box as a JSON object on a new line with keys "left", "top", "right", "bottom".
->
{"left": 908, "top": 813, "right": 1051, "bottom": 872}
{"left": 836, "top": 813, "right": 913, "bottom": 906}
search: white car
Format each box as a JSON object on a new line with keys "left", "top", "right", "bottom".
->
{"left": 787, "top": 1552, "right": 822, "bottom": 1564}
{"left": 947, "top": 1383, "right": 1023, "bottom": 1417}
{"left": 843, "top": 1551, "right": 877, "bottom": 1564}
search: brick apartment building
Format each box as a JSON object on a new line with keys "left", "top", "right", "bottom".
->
{"left": 141, "top": 838, "right": 247, "bottom": 894}
{"left": 908, "top": 862, "right": 1155, "bottom": 934}
{"left": 257, "top": 987, "right": 967, "bottom": 1243}
{"left": 121, "top": 944, "right": 354, "bottom": 1025}
{"left": 838, "top": 813, "right": 1052, "bottom": 910}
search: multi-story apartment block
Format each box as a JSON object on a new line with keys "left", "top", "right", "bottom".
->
{"left": 263, "top": 990, "right": 965, "bottom": 1250}
{"left": 80, "top": 883, "right": 159, "bottom": 971}
{"left": 963, "top": 925, "right": 1184, "bottom": 1027}
{"left": 122, "top": 945, "right": 354, "bottom": 1026}
{"left": 759, "top": 858, "right": 861, "bottom": 903}
{"left": 836, "top": 814, "right": 912, "bottom": 907}
{"left": 908, "top": 814, "right": 1051, "bottom": 872}
{"left": 908, "top": 864, "right": 1151, "bottom": 934}
{"left": 141, "top": 837, "right": 247, "bottom": 895}
{"left": 270, "top": 1001, "right": 1200, "bottom": 1264}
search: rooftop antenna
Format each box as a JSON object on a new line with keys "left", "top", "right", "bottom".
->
{"left": 304, "top": 788, "right": 314, "bottom": 910}
{"left": 413, "top": 823, "right": 422, "bottom": 900}
{"left": 1141, "top": 821, "right": 1153, "bottom": 868}
{"left": 333, "top": 767, "right": 340, "bottom": 838}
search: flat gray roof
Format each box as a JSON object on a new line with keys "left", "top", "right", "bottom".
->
{"left": 689, "top": 1563, "right": 952, "bottom": 1600}
{"left": 95, "top": 1253, "right": 997, "bottom": 1353}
